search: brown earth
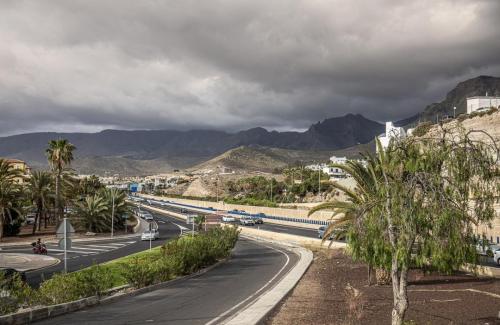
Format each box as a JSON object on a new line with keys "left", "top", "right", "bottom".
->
{"left": 265, "top": 249, "right": 500, "bottom": 325}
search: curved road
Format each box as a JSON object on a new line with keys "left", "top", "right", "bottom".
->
{"left": 35, "top": 237, "right": 299, "bottom": 325}
{"left": 1, "top": 212, "right": 183, "bottom": 286}
{"left": 145, "top": 201, "right": 319, "bottom": 238}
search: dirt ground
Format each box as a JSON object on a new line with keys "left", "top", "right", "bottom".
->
{"left": 265, "top": 249, "right": 500, "bottom": 325}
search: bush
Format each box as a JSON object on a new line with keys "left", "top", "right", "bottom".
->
{"left": 412, "top": 121, "right": 433, "bottom": 137}
{"left": 162, "top": 226, "right": 240, "bottom": 274}
{"left": 39, "top": 264, "right": 113, "bottom": 304}
{"left": 121, "top": 257, "right": 157, "bottom": 288}
{"left": 0, "top": 272, "right": 39, "bottom": 315}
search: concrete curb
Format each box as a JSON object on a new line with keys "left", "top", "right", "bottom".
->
{"left": 222, "top": 234, "right": 313, "bottom": 325}
{"left": 0, "top": 253, "right": 60, "bottom": 272}
{"left": 0, "top": 258, "right": 228, "bottom": 325}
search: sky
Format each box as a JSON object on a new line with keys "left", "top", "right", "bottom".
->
{"left": 1, "top": 0, "right": 500, "bottom": 136}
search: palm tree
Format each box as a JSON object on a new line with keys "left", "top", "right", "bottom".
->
{"left": 74, "top": 194, "right": 109, "bottom": 233}
{"left": 46, "top": 139, "right": 76, "bottom": 222}
{"left": 0, "top": 159, "right": 23, "bottom": 241}
{"left": 27, "top": 171, "right": 53, "bottom": 234}
{"left": 0, "top": 180, "right": 21, "bottom": 241}
{"left": 308, "top": 153, "right": 385, "bottom": 284}
{"left": 101, "top": 188, "right": 131, "bottom": 232}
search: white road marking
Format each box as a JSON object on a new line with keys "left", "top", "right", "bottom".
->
{"left": 71, "top": 246, "right": 109, "bottom": 252}
{"left": 205, "top": 243, "right": 291, "bottom": 325}
{"left": 83, "top": 244, "right": 125, "bottom": 249}
{"left": 48, "top": 248, "right": 97, "bottom": 254}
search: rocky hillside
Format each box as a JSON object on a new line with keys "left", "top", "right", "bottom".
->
{"left": 0, "top": 114, "right": 383, "bottom": 175}
{"left": 403, "top": 75, "right": 500, "bottom": 126}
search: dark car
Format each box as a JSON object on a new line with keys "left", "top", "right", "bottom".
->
{"left": 253, "top": 217, "right": 264, "bottom": 224}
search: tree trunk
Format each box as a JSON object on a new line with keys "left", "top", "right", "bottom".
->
{"left": 32, "top": 212, "right": 39, "bottom": 235}
{"left": 390, "top": 259, "right": 409, "bottom": 325}
{"left": 55, "top": 171, "right": 62, "bottom": 222}
{"left": 0, "top": 211, "right": 4, "bottom": 242}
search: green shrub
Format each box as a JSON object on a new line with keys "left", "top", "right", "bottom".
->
{"left": 74, "top": 264, "right": 113, "bottom": 298}
{"left": 39, "top": 273, "right": 83, "bottom": 305}
{"left": 412, "top": 121, "right": 433, "bottom": 137}
{"left": 122, "top": 257, "right": 157, "bottom": 288}
{"left": 0, "top": 272, "right": 40, "bottom": 315}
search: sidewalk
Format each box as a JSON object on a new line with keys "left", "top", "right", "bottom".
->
{"left": 0, "top": 253, "right": 59, "bottom": 272}
{"left": 0, "top": 217, "right": 146, "bottom": 248}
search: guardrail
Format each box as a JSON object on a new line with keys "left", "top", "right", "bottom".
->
{"left": 137, "top": 197, "right": 331, "bottom": 226}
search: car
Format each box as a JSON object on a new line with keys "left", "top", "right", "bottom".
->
{"left": 253, "top": 217, "right": 264, "bottom": 224}
{"left": 207, "top": 207, "right": 214, "bottom": 210}
{"left": 494, "top": 247, "right": 500, "bottom": 266}
{"left": 239, "top": 217, "right": 255, "bottom": 226}
{"left": 141, "top": 229, "right": 159, "bottom": 241}
{"left": 180, "top": 209, "right": 188, "bottom": 213}
{"left": 222, "top": 216, "right": 236, "bottom": 222}
{"left": 256, "top": 212, "right": 266, "bottom": 218}
{"left": 318, "top": 226, "right": 332, "bottom": 239}
{"left": 25, "top": 213, "right": 36, "bottom": 225}
{"left": 143, "top": 213, "right": 154, "bottom": 221}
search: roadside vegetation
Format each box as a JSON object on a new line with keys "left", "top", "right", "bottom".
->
{"left": 0, "top": 139, "right": 132, "bottom": 241}
{"left": 311, "top": 124, "right": 499, "bottom": 325}
{"left": 0, "top": 226, "right": 239, "bottom": 316}
{"left": 224, "top": 170, "right": 332, "bottom": 206}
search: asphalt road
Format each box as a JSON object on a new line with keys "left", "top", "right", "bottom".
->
{"left": 145, "top": 201, "right": 320, "bottom": 238}
{"left": 2, "top": 212, "right": 183, "bottom": 286}
{"left": 35, "top": 237, "right": 299, "bottom": 325}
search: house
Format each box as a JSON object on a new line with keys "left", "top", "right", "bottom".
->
{"left": 466, "top": 96, "right": 500, "bottom": 114}
{"left": 377, "top": 122, "right": 406, "bottom": 152}
{"left": 1, "top": 158, "right": 31, "bottom": 184}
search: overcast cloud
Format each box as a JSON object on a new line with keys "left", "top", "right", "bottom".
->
{"left": 1, "top": 0, "right": 500, "bottom": 136}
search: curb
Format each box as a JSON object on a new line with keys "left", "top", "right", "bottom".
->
{"left": 0, "top": 258, "right": 228, "bottom": 325}
{"left": 222, "top": 234, "right": 313, "bottom": 325}
{"left": 0, "top": 217, "right": 144, "bottom": 249}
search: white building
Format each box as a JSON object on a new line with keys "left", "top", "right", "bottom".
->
{"left": 305, "top": 163, "right": 327, "bottom": 172}
{"left": 377, "top": 122, "right": 406, "bottom": 152}
{"left": 330, "top": 156, "right": 348, "bottom": 164}
{"left": 466, "top": 96, "right": 500, "bottom": 114}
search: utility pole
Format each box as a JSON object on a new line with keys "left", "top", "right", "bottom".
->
{"left": 318, "top": 169, "right": 321, "bottom": 200}
{"left": 270, "top": 179, "right": 273, "bottom": 202}
{"left": 111, "top": 192, "right": 115, "bottom": 238}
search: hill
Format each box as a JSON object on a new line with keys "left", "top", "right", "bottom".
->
{"left": 191, "top": 142, "right": 374, "bottom": 174}
{"left": 0, "top": 114, "right": 383, "bottom": 175}
{"left": 401, "top": 75, "right": 500, "bottom": 126}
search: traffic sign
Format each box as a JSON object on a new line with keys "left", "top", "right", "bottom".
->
{"left": 56, "top": 219, "right": 75, "bottom": 239}
{"left": 186, "top": 215, "right": 196, "bottom": 224}
{"left": 58, "top": 237, "right": 72, "bottom": 250}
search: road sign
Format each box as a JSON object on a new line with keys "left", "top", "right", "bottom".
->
{"left": 186, "top": 215, "right": 196, "bottom": 224}
{"left": 58, "top": 237, "right": 72, "bottom": 250}
{"left": 57, "top": 218, "right": 74, "bottom": 273}
{"left": 56, "top": 219, "right": 75, "bottom": 239}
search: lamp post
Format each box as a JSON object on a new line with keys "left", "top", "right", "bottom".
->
{"left": 318, "top": 169, "right": 321, "bottom": 200}
{"left": 111, "top": 191, "right": 115, "bottom": 238}
{"left": 453, "top": 106, "right": 456, "bottom": 118}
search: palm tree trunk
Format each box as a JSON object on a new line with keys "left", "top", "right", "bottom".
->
{"left": 32, "top": 212, "right": 39, "bottom": 235}
{"left": 0, "top": 210, "right": 4, "bottom": 242}
{"left": 55, "top": 171, "right": 61, "bottom": 222}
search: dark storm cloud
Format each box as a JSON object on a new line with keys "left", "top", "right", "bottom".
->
{"left": 1, "top": 0, "right": 500, "bottom": 135}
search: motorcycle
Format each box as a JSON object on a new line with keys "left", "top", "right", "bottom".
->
{"left": 31, "top": 242, "right": 48, "bottom": 255}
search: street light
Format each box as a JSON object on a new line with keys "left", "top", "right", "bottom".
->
{"left": 111, "top": 191, "right": 115, "bottom": 238}
{"left": 453, "top": 106, "right": 456, "bottom": 118}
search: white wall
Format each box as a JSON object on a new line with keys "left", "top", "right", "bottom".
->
{"left": 467, "top": 97, "right": 500, "bottom": 114}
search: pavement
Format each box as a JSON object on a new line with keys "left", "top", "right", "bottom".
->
{"left": 0, "top": 253, "right": 59, "bottom": 272}
{"left": 0, "top": 211, "right": 183, "bottom": 286}
{"left": 144, "top": 200, "right": 320, "bottom": 238}
{"left": 34, "top": 237, "right": 300, "bottom": 325}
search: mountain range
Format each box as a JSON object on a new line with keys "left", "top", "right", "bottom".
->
{"left": 0, "top": 75, "right": 498, "bottom": 175}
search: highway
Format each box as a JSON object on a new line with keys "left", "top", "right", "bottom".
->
{"left": 2, "top": 212, "right": 183, "bottom": 286}
{"left": 35, "top": 238, "right": 299, "bottom": 325}
{"left": 143, "top": 200, "right": 321, "bottom": 239}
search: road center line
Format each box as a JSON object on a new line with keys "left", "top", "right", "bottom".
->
{"left": 205, "top": 242, "right": 291, "bottom": 325}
